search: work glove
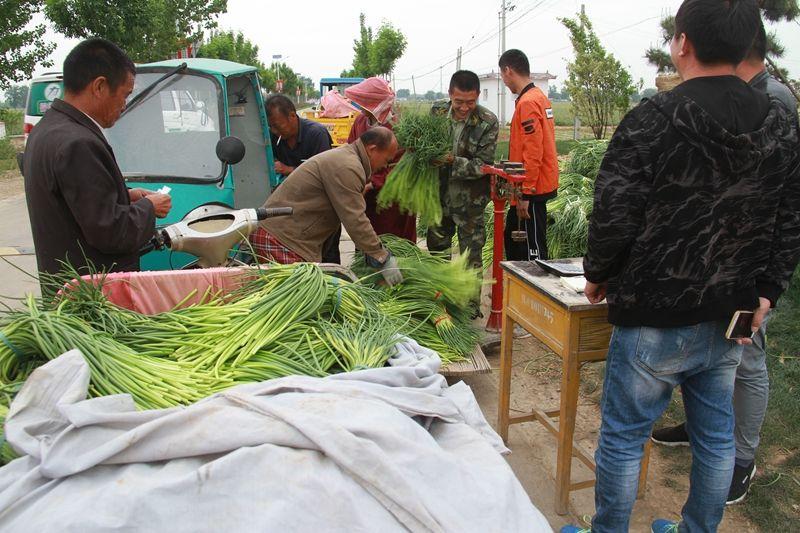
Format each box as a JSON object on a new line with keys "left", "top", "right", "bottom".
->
{"left": 366, "top": 250, "right": 403, "bottom": 287}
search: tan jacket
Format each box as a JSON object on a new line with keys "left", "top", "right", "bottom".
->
{"left": 261, "top": 140, "right": 386, "bottom": 262}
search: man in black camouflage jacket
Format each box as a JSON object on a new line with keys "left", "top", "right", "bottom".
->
{"left": 563, "top": 1, "right": 800, "bottom": 532}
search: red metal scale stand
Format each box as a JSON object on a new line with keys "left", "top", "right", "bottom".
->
{"left": 481, "top": 163, "right": 526, "bottom": 332}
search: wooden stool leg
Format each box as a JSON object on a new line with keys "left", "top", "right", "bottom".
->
{"left": 637, "top": 438, "right": 652, "bottom": 499}
{"left": 555, "top": 350, "right": 580, "bottom": 515}
{"left": 497, "top": 313, "right": 514, "bottom": 444}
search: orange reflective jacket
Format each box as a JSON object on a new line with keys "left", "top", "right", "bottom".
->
{"left": 509, "top": 84, "right": 559, "bottom": 198}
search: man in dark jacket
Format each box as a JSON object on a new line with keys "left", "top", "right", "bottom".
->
{"left": 650, "top": 19, "right": 800, "bottom": 506}
{"left": 24, "top": 38, "right": 171, "bottom": 284}
{"left": 562, "top": 2, "right": 800, "bottom": 532}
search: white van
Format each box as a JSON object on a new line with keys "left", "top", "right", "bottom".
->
{"left": 24, "top": 72, "right": 64, "bottom": 139}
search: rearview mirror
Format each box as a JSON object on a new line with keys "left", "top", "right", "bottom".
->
{"left": 216, "top": 136, "right": 245, "bottom": 165}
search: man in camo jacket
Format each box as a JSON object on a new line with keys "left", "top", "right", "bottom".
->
{"left": 428, "top": 70, "right": 498, "bottom": 315}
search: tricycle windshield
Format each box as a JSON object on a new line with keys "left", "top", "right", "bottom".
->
{"left": 107, "top": 72, "right": 224, "bottom": 182}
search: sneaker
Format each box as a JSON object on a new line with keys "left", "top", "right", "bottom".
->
{"left": 651, "top": 519, "right": 679, "bottom": 533}
{"left": 651, "top": 423, "right": 690, "bottom": 447}
{"left": 513, "top": 324, "right": 532, "bottom": 339}
{"left": 726, "top": 461, "right": 756, "bottom": 505}
{"left": 559, "top": 526, "right": 590, "bottom": 533}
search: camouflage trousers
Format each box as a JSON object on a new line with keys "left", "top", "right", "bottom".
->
{"left": 426, "top": 203, "right": 486, "bottom": 275}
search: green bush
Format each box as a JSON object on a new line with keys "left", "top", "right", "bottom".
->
{"left": 0, "top": 109, "right": 24, "bottom": 136}
{"left": 0, "top": 137, "right": 15, "bottom": 160}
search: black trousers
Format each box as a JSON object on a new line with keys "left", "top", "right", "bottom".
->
{"left": 321, "top": 225, "right": 342, "bottom": 264}
{"left": 504, "top": 200, "right": 548, "bottom": 261}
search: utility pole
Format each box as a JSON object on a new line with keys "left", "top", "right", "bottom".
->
{"left": 412, "top": 75, "right": 417, "bottom": 100}
{"left": 498, "top": 1, "right": 513, "bottom": 126}
{"left": 439, "top": 66, "right": 443, "bottom": 96}
{"left": 456, "top": 47, "right": 462, "bottom": 70}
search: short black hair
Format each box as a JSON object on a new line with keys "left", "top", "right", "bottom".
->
{"left": 360, "top": 126, "right": 394, "bottom": 150}
{"left": 747, "top": 19, "right": 767, "bottom": 61}
{"left": 63, "top": 38, "right": 135, "bottom": 94}
{"left": 449, "top": 70, "right": 480, "bottom": 93}
{"left": 674, "top": 0, "right": 760, "bottom": 65}
{"left": 265, "top": 94, "right": 297, "bottom": 117}
{"left": 498, "top": 49, "right": 530, "bottom": 76}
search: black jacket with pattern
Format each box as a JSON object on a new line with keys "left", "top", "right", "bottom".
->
{"left": 583, "top": 90, "right": 800, "bottom": 327}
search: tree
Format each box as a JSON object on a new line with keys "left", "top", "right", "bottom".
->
{"left": 396, "top": 88, "right": 410, "bottom": 99}
{"left": 644, "top": 16, "right": 676, "bottom": 74}
{"left": 561, "top": 10, "right": 639, "bottom": 139}
{"left": 645, "top": 2, "right": 800, "bottom": 83}
{"left": 0, "top": 0, "right": 54, "bottom": 89}
{"left": 548, "top": 84, "right": 559, "bottom": 100}
{"left": 197, "top": 30, "right": 261, "bottom": 66}
{"left": 369, "top": 22, "right": 406, "bottom": 76}
{"left": 641, "top": 87, "right": 658, "bottom": 100}
{"left": 341, "top": 13, "right": 407, "bottom": 78}
{"left": 44, "top": 0, "right": 227, "bottom": 63}
{"left": 3, "top": 84, "right": 28, "bottom": 108}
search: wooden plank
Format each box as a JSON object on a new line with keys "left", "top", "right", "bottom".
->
{"left": 497, "top": 277, "right": 514, "bottom": 443}
{"left": 509, "top": 413, "right": 537, "bottom": 425}
{"left": 440, "top": 344, "right": 492, "bottom": 377}
{"left": 569, "top": 479, "right": 596, "bottom": 492}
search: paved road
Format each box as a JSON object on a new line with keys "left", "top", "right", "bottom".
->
{"left": 0, "top": 193, "right": 40, "bottom": 303}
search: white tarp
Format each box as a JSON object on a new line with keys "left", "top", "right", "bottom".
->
{"left": 0, "top": 343, "right": 551, "bottom": 533}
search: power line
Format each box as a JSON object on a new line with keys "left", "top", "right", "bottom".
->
{"left": 536, "top": 14, "right": 661, "bottom": 58}
{"left": 396, "top": 0, "right": 556, "bottom": 82}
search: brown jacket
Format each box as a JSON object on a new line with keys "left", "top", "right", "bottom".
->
{"left": 23, "top": 99, "right": 155, "bottom": 277}
{"left": 261, "top": 140, "right": 386, "bottom": 262}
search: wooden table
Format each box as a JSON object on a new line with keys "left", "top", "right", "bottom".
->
{"left": 497, "top": 260, "right": 650, "bottom": 515}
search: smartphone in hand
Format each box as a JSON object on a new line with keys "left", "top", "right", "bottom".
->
{"left": 725, "top": 311, "right": 755, "bottom": 340}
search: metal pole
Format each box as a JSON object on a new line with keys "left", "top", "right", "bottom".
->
{"left": 499, "top": 0, "right": 507, "bottom": 126}
{"left": 456, "top": 47, "right": 462, "bottom": 70}
{"left": 412, "top": 75, "right": 417, "bottom": 100}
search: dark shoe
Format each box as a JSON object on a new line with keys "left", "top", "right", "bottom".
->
{"left": 726, "top": 461, "right": 756, "bottom": 505}
{"left": 651, "top": 422, "right": 690, "bottom": 447}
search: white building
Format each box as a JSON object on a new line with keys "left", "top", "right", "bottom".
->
{"left": 477, "top": 71, "right": 556, "bottom": 125}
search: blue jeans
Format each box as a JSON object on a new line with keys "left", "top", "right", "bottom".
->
{"left": 592, "top": 322, "right": 743, "bottom": 533}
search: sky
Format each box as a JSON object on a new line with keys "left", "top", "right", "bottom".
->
{"left": 23, "top": 0, "right": 800, "bottom": 94}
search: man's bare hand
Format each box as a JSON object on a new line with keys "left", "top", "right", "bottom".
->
{"left": 432, "top": 153, "right": 454, "bottom": 167}
{"left": 275, "top": 161, "right": 294, "bottom": 175}
{"left": 516, "top": 199, "right": 531, "bottom": 220}
{"left": 585, "top": 281, "right": 608, "bottom": 304}
{"left": 128, "top": 188, "right": 153, "bottom": 202}
{"left": 735, "top": 297, "right": 771, "bottom": 345}
{"left": 146, "top": 193, "right": 172, "bottom": 218}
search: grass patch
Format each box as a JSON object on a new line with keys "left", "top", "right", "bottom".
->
{"left": 740, "top": 266, "right": 800, "bottom": 528}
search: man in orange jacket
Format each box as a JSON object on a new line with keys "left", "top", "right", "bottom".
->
{"left": 499, "top": 49, "right": 559, "bottom": 260}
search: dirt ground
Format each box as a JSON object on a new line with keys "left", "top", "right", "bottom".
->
{"left": 461, "top": 326, "right": 757, "bottom": 531}
{"left": 0, "top": 169, "right": 24, "bottom": 200}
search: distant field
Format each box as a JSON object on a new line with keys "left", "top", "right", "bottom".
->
{"left": 550, "top": 100, "right": 574, "bottom": 126}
